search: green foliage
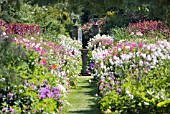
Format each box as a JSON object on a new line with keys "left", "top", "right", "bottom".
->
{"left": 0, "top": 33, "right": 28, "bottom": 90}
{"left": 15, "top": 3, "right": 72, "bottom": 38}
{"left": 0, "top": 0, "right": 22, "bottom": 23}
{"left": 101, "top": 13, "right": 130, "bottom": 35}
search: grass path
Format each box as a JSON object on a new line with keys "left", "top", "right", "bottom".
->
{"left": 62, "top": 76, "right": 101, "bottom": 114}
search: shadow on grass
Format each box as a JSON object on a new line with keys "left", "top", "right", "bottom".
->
{"left": 69, "top": 78, "right": 101, "bottom": 114}
{"left": 69, "top": 109, "right": 101, "bottom": 114}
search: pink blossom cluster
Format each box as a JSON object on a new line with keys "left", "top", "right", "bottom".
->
{"left": 89, "top": 35, "right": 170, "bottom": 73}
{"left": 88, "top": 34, "right": 113, "bottom": 49}
{"left": 82, "top": 18, "right": 103, "bottom": 37}
{"left": 128, "top": 20, "right": 170, "bottom": 37}
{"left": 89, "top": 35, "right": 170, "bottom": 97}
{"left": 0, "top": 20, "right": 41, "bottom": 36}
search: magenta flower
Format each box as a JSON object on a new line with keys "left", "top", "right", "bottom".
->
{"left": 138, "top": 44, "right": 143, "bottom": 48}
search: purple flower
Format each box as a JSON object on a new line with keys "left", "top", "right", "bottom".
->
{"left": 87, "top": 70, "right": 91, "bottom": 74}
{"left": 47, "top": 92, "right": 54, "bottom": 98}
{"left": 38, "top": 87, "right": 50, "bottom": 100}
{"left": 59, "top": 107, "right": 62, "bottom": 111}
{"left": 99, "top": 85, "right": 103, "bottom": 90}
{"left": 2, "top": 107, "right": 8, "bottom": 112}
{"left": 38, "top": 94, "right": 46, "bottom": 100}
{"left": 43, "top": 80, "right": 47, "bottom": 84}
{"left": 52, "top": 86, "right": 60, "bottom": 92}
{"left": 55, "top": 94, "right": 60, "bottom": 100}
{"left": 59, "top": 100, "right": 63, "bottom": 105}
{"left": 45, "top": 84, "right": 50, "bottom": 89}
{"left": 116, "top": 88, "right": 121, "bottom": 93}
{"left": 115, "top": 81, "right": 120, "bottom": 85}
{"left": 57, "top": 68, "right": 61, "bottom": 72}
{"left": 110, "top": 75, "right": 114, "bottom": 80}
{"left": 31, "top": 84, "right": 36, "bottom": 90}
{"left": 137, "top": 76, "right": 141, "bottom": 80}
{"left": 90, "top": 63, "right": 94, "bottom": 69}
{"left": 102, "top": 88, "right": 106, "bottom": 92}
{"left": 8, "top": 92, "right": 13, "bottom": 99}
{"left": 10, "top": 108, "right": 15, "bottom": 113}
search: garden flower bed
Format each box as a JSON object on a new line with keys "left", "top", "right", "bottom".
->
{"left": 88, "top": 22, "right": 170, "bottom": 113}
{"left": 0, "top": 21, "right": 81, "bottom": 113}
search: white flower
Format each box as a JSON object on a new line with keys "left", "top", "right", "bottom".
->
{"left": 2, "top": 32, "right": 6, "bottom": 36}
{"left": 144, "top": 102, "right": 149, "bottom": 105}
{"left": 150, "top": 66, "right": 155, "bottom": 69}
{"left": 141, "top": 53, "right": 146, "bottom": 59}
{"left": 118, "top": 48, "right": 122, "bottom": 51}
{"left": 125, "top": 46, "right": 130, "bottom": 50}
{"left": 31, "top": 37, "right": 35, "bottom": 40}
{"left": 147, "top": 90, "right": 154, "bottom": 95}
{"left": 160, "top": 55, "right": 166, "bottom": 60}
{"left": 151, "top": 54, "right": 157, "bottom": 59}
{"left": 146, "top": 45, "right": 151, "bottom": 50}
{"left": 131, "top": 32, "right": 134, "bottom": 35}
{"left": 121, "top": 54, "right": 130, "bottom": 61}
{"left": 144, "top": 61, "right": 149, "bottom": 66}
{"left": 23, "top": 38, "right": 27, "bottom": 42}
{"left": 100, "top": 62, "right": 104, "bottom": 68}
{"left": 126, "top": 90, "right": 130, "bottom": 94}
{"left": 113, "top": 55, "right": 119, "bottom": 60}
{"left": 152, "top": 59, "right": 158, "bottom": 65}
{"left": 109, "top": 58, "right": 114, "bottom": 65}
{"left": 139, "top": 60, "right": 143, "bottom": 66}
{"left": 153, "top": 51, "right": 159, "bottom": 57}
{"left": 129, "top": 94, "right": 134, "bottom": 99}
{"left": 31, "top": 43, "right": 35, "bottom": 47}
{"left": 57, "top": 84, "right": 66, "bottom": 92}
{"left": 147, "top": 55, "right": 152, "bottom": 61}
{"left": 159, "top": 44, "right": 164, "bottom": 49}
{"left": 136, "top": 32, "right": 143, "bottom": 36}
{"left": 50, "top": 49, "right": 53, "bottom": 54}
{"left": 35, "top": 43, "right": 41, "bottom": 48}
{"left": 136, "top": 51, "right": 141, "bottom": 57}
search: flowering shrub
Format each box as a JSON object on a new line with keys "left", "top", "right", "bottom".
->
{"left": 88, "top": 34, "right": 170, "bottom": 113}
{"left": 88, "top": 34, "right": 113, "bottom": 49}
{"left": 82, "top": 18, "right": 103, "bottom": 38}
{"left": 0, "top": 20, "right": 41, "bottom": 36}
{"left": 128, "top": 20, "right": 170, "bottom": 38}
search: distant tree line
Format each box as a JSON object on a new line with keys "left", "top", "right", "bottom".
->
{"left": 0, "top": 0, "right": 169, "bottom": 25}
